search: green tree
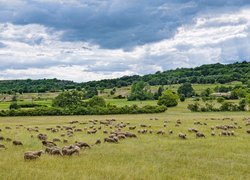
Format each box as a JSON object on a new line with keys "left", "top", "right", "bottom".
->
{"left": 177, "top": 83, "right": 195, "bottom": 97}
{"left": 88, "top": 96, "right": 106, "bottom": 107}
{"left": 52, "top": 90, "right": 85, "bottom": 108}
{"left": 157, "top": 90, "right": 179, "bottom": 107}
{"left": 128, "top": 81, "right": 153, "bottom": 101}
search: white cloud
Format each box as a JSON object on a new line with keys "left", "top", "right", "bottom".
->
{"left": 0, "top": 8, "right": 249, "bottom": 81}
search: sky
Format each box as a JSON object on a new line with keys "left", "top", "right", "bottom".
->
{"left": 0, "top": 0, "right": 249, "bottom": 82}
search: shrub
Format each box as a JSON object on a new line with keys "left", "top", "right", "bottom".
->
{"left": 158, "top": 90, "right": 179, "bottom": 107}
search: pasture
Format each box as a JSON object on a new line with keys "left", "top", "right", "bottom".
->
{"left": 0, "top": 110, "right": 249, "bottom": 180}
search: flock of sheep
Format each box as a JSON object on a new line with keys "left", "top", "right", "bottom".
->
{"left": 0, "top": 117, "right": 249, "bottom": 161}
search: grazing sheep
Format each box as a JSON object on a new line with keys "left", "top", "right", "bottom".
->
{"left": 94, "top": 139, "right": 101, "bottom": 145}
{"left": 211, "top": 131, "right": 216, "bottom": 136}
{"left": 42, "top": 140, "right": 57, "bottom": 147}
{"left": 75, "top": 141, "right": 91, "bottom": 149}
{"left": 6, "top": 138, "right": 12, "bottom": 142}
{"left": 0, "top": 144, "right": 6, "bottom": 149}
{"left": 156, "top": 130, "right": 165, "bottom": 135}
{"left": 62, "top": 145, "right": 80, "bottom": 156}
{"left": 45, "top": 147, "right": 63, "bottom": 156}
{"left": 103, "top": 130, "right": 108, "bottom": 134}
{"left": 178, "top": 133, "right": 187, "bottom": 139}
{"left": 63, "top": 139, "right": 68, "bottom": 143}
{"left": 117, "top": 134, "right": 126, "bottom": 139}
{"left": 0, "top": 136, "right": 5, "bottom": 141}
{"left": 53, "top": 138, "right": 61, "bottom": 142}
{"left": 5, "top": 126, "right": 11, "bottom": 130}
{"left": 176, "top": 120, "right": 181, "bottom": 124}
{"left": 140, "top": 124, "right": 147, "bottom": 128}
{"left": 246, "top": 129, "right": 250, "bottom": 134}
{"left": 196, "top": 132, "right": 205, "bottom": 138}
{"left": 124, "top": 132, "right": 137, "bottom": 138}
{"left": 37, "top": 133, "right": 47, "bottom": 141}
{"left": 13, "top": 140, "right": 23, "bottom": 146}
{"left": 129, "top": 126, "right": 136, "bottom": 130}
{"left": 24, "top": 150, "right": 44, "bottom": 160}
{"left": 104, "top": 137, "right": 118, "bottom": 143}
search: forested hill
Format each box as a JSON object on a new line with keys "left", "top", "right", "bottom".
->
{"left": 0, "top": 61, "right": 249, "bottom": 93}
{"left": 81, "top": 61, "right": 249, "bottom": 88}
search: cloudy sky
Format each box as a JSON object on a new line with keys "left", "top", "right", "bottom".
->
{"left": 0, "top": 0, "right": 249, "bottom": 82}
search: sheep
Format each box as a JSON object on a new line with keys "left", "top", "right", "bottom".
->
{"left": 211, "top": 131, "right": 216, "bottom": 136}
{"left": 124, "top": 132, "right": 137, "bottom": 138}
{"left": 178, "top": 133, "right": 187, "bottom": 139}
{"left": 75, "top": 141, "right": 91, "bottom": 149}
{"left": 6, "top": 138, "right": 12, "bottom": 142}
{"left": 13, "top": 140, "right": 23, "bottom": 146}
{"left": 37, "top": 133, "right": 47, "bottom": 141}
{"left": 104, "top": 137, "right": 118, "bottom": 143}
{"left": 169, "top": 130, "right": 173, "bottom": 134}
{"left": 117, "top": 134, "right": 126, "bottom": 139}
{"left": 45, "top": 147, "right": 63, "bottom": 156}
{"left": 156, "top": 130, "right": 165, "bottom": 135}
{"left": 5, "top": 126, "right": 11, "bottom": 130}
{"left": 62, "top": 145, "right": 80, "bottom": 156}
{"left": 24, "top": 150, "right": 44, "bottom": 160}
{"left": 94, "top": 139, "right": 101, "bottom": 145}
{"left": 42, "top": 140, "right": 57, "bottom": 147}
{"left": 63, "top": 139, "right": 68, "bottom": 143}
{"left": 53, "top": 138, "right": 61, "bottom": 142}
{"left": 0, "top": 144, "right": 6, "bottom": 149}
{"left": 0, "top": 136, "right": 5, "bottom": 141}
{"left": 129, "top": 126, "right": 136, "bottom": 130}
{"left": 196, "top": 132, "right": 205, "bottom": 138}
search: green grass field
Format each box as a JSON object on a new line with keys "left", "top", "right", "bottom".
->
{"left": 0, "top": 107, "right": 249, "bottom": 179}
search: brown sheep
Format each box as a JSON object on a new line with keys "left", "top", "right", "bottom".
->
{"left": 24, "top": 150, "right": 44, "bottom": 160}
{"left": 117, "top": 134, "right": 126, "bottom": 139}
{"left": 94, "top": 139, "right": 101, "bottom": 145}
{"left": 62, "top": 145, "right": 80, "bottom": 156}
{"left": 13, "top": 140, "right": 23, "bottom": 146}
{"left": 156, "top": 130, "right": 165, "bottom": 135}
{"left": 75, "top": 141, "right": 91, "bottom": 149}
{"left": 104, "top": 137, "right": 119, "bottom": 143}
{"left": 37, "top": 133, "right": 47, "bottom": 141}
{"left": 0, "top": 136, "right": 5, "bottom": 141}
{"left": 6, "top": 138, "right": 12, "bottom": 142}
{"left": 178, "top": 133, "right": 187, "bottom": 139}
{"left": 0, "top": 144, "right": 6, "bottom": 149}
{"left": 42, "top": 140, "right": 57, "bottom": 147}
{"left": 196, "top": 132, "right": 205, "bottom": 138}
{"left": 45, "top": 147, "right": 63, "bottom": 156}
{"left": 211, "top": 131, "right": 216, "bottom": 136}
{"left": 129, "top": 126, "right": 136, "bottom": 130}
{"left": 124, "top": 132, "right": 137, "bottom": 138}
{"left": 53, "top": 138, "right": 61, "bottom": 142}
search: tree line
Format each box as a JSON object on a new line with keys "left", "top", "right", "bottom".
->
{"left": 0, "top": 61, "right": 249, "bottom": 94}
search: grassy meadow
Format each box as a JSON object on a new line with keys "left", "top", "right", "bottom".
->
{"left": 0, "top": 107, "right": 249, "bottom": 180}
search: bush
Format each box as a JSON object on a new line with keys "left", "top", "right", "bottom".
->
{"left": 87, "top": 96, "right": 106, "bottom": 107}
{"left": 158, "top": 90, "right": 179, "bottom": 107}
{"left": 217, "top": 97, "right": 225, "bottom": 103}
{"left": 177, "top": 83, "right": 195, "bottom": 97}
{"left": 180, "top": 94, "right": 185, "bottom": 102}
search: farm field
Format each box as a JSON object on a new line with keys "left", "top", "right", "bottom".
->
{"left": 0, "top": 109, "right": 249, "bottom": 180}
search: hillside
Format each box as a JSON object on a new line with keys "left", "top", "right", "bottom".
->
{"left": 0, "top": 61, "right": 249, "bottom": 94}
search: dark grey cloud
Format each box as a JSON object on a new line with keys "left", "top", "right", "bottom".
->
{"left": 0, "top": 0, "right": 249, "bottom": 49}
